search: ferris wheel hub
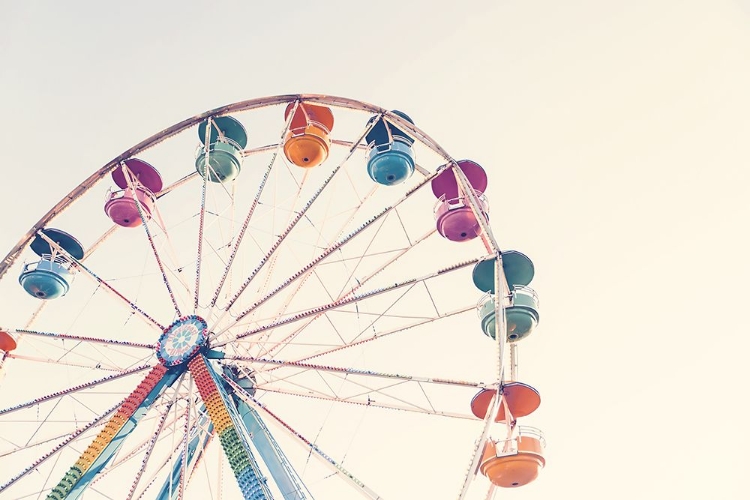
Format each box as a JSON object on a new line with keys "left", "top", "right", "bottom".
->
{"left": 156, "top": 315, "right": 209, "bottom": 367}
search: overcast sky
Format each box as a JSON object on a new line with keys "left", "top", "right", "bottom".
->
{"left": 1, "top": 1, "right": 749, "bottom": 498}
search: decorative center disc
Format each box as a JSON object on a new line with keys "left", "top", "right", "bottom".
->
{"left": 156, "top": 315, "right": 208, "bottom": 366}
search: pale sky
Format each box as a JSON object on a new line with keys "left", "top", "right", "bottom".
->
{"left": 1, "top": 1, "right": 749, "bottom": 499}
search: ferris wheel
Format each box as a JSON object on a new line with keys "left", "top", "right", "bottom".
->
{"left": 0, "top": 95, "right": 546, "bottom": 499}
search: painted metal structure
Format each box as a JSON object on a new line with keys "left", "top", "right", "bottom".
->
{"left": 189, "top": 355, "right": 272, "bottom": 500}
{"left": 233, "top": 399, "right": 307, "bottom": 500}
{"left": 0, "top": 95, "right": 549, "bottom": 499}
{"left": 47, "top": 365, "right": 179, "bottom": 499}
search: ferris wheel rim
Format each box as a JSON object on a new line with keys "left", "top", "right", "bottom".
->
{"left": 0, "top": 94, "right": 458, "bottom": 282}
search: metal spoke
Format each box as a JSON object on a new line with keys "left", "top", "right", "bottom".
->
{"left": 0, "top": 401, "right": 120, "bottom": 493}
{"left": 126, "top": 401, "right": 174, "bottom": 500}
{"left": 5, "top": 327, "right": 153, "bottom": 350}
{"left": 122, "top": 163, "right": 183, "bottom": 317}
{"left": 194, "top": 119, "right": 212, "bottom": 313}
{"left": 245, "top": 305, "right": 475, "bottom": 373}
{"left": 0, "top": 364, "right": 150, "bottom": 416}
{"left": 214, "top": 170, "right": 438, "bottom": 340}
{"left": 209, "top": 102, "right": 299, "bottom": 309}
{"left": 214, "top": 257, "right": 483, "bottom": 347}
{"left": 211, "top": 114, "right": 381, "bottom": 330}
{"left": 36, "top": 230, "right": 164, "bottom": 331}
{"left": 254, "top": 384, "right": 473, "bottom": 418}
{"left": 259, "top": 367, "right": 436, "bottom": 415}
{"left": 178, "top": 378, "right": 193, "bottom": 500}
{"left": 258, "top": 228, "right": 438, "bottom": 361}
{"left": 4, "top": 353, "right": 133, "bottom": 372}
{"left": 248, "top": 183, "right": 382, "bottom": 358}
{"left": 133, "top": 438, "right": 184, "bottom": 500}
{"left": 221, "top": 355, "right": 489, "bottom": 391}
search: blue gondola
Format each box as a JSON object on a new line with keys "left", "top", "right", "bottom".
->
{"left": 365, "top": 110, "right": 416, "bottom": 186}
{"left": 19, "top": 229, "right": 84, "bottom": 299}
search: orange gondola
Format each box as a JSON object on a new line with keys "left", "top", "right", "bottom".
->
{"left": 283, "top": 102, "right": 334, "bottom": 168}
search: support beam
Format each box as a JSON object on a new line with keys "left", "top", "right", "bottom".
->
{"left": 187, "top": 354, "right": 272, "bottom": 500}
{"left": 232, "top": 398, "right": 307, "bottom": 500}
